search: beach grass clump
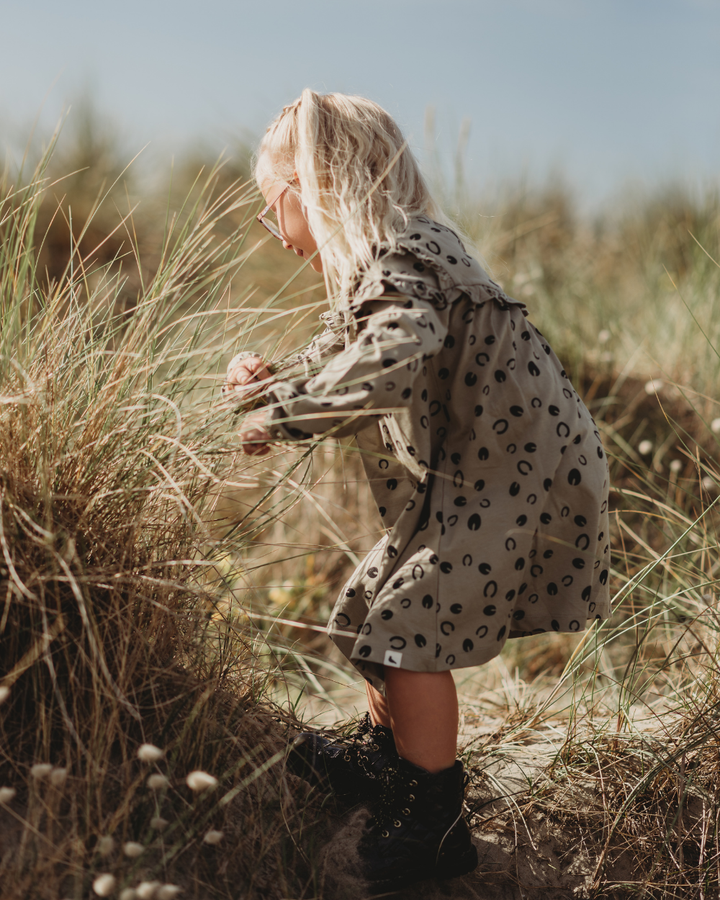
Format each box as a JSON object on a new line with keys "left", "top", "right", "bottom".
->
{"left": 0, "top": 137, "right": 334, "bottom": 900}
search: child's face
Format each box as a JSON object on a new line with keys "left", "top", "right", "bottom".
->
{"left": 261, "top": 177, "right": 322, "bottom": 272}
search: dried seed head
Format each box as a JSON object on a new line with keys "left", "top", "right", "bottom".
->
{"left": 119, "top": 890, "right": 137, "bottom": 900}
{"left": 186, "top": 770, "right": 218, "bottom": 792}
{"left": 50, "top": 767, "right": 68, "bottom": 787}
{"left": 669, "top": 459, "right": 682, "bottom": 473}
{"left": 93, "top": 873, "right": 117, "bottom": 896}
{"left": 30, "top": 763, "right": 53, "bottom": 779}
{"left": 147, "top": 774, "right": 169, "bottom": 790}
{"left": 137, "top": 743, "right": 164, "bottom": 763}
{"left": 0, "top": 685, "right": 9, "bottom": 704}
{"left": 203, "top": 829, "right": 223, "bottom": 845}
{"left": 157, "top": 886, "right": 182, "bottom": 900}
{"left": 0, "top": 787, "right": 16, "bottom": 803}
{"left": 598, "top": 329, "right": 611, "bottom": 344}
{"left": 150, "top": 816, "right": 169, "bottom": 831}
{"left": 644, "top": 379, "right": 664, "bottom": 395}
{"left": 97, "top": 835, "right": 116, "bottom": 856}
{"left": 136, "top": 881, "right": 161, "bottom": 899}
{"left": 712, "top": 418, "right": 720, "bottom": 434}
{"left": 638, "top": 440, "right": 653, "bottom": 456}
{"left": 702, "top": 476, "right": 717, "bottom": 492}
{"left": 123, "top": 841, "right": 144, "bottom": 858}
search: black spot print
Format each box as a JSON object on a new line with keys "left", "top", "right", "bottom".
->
{"left": 386, "top": 478, "right": 398, "bottom": 490}
{"left": 401, "top": 387, "right": 412, "bottom": 399}
{"left": 346, "top": 588, "right": 356, "bottom": 598}
{"left": 568, "top": 469, "right": 582, "bottom": 486}
{"left": 548, "top": 405, "right": 559, "bottom": 416}
{"left": 484, "top": 605, "right": 497, "bottom": 616}
{"left": 497, "top": 626, "right": 507, "bottom": 641}
{"left": 422, "top": 594, "right": 434, "bottom": 609}
{"left": 367, "top": 567, "right": 378, "bottom": 578}
{"left": 572, "top": 558, "right": 585, "bottom": 570}
{"left": 495, "top": 370, "right": 506, "bottom": 383}
{"left": 450, "top": 603, "right": 463, "bottom": 614}
{"left": 516, "top": 514, "right": 527, "bottom": 526}
{"left": 440, "top": 562, "right": 453, "bottom": 574}
{"left": 468, "top": 514, "right": 481, "bottom": 530}
{"left": 515, "top": 557, "right": 525, "bottom": 570}
{"left": 483, "top": 581, "right": 498, "bottom": 598}
{"left": 359, "top": 646, "right": 371, "bottom": 658}
{"left": 474, "top": 405, "right": 484, "bottom": 416}
{"left": 474, "top": 479, "right": 485, "bottom": 491}
{"left": 528, "top": 362, "right": 540, "bottom": 376}
{"left": 390, "top": 636, "right": 407, "bottom": 650}
{"left": 441, "top": 621, "right": 455, "bottom": 635}
{"left": 509, "top": 482, "right": 520, "bottom": 496}
{"left": 599, "top": 569, "right": 609, "bottom": 584}
{"left": 547, "top": 583, "right": 558, "bottom": 595}
{"left": 478, "top": 563, "right": 492, "bottom": 575}
{"left": 444, "top": 335, "right": 455, "bottom": 348}
{"left": 476, "top": 625, "right": 488, "bottom": 638}
{"left": 454, "top": 496, "right": 467, "bottom": 507}
{"left": 415, "top": 634, "right": 427, "bottom": 648}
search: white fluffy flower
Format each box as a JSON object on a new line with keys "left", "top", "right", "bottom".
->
{"left": 711, "top": 418, "right": 720, "bottom": 434}
{"left": 147, "top": 774, "right": 169, "bottom": 790}
{"left": 186, "top": 771, "right": 218, "bottom": 792}
{"left": 598, "top": 329, "right": 611, "bottom": 344}
{"left": 150, "top": 816, "right": 169, "bottom": 831}
{"left": 157, "top": 886, "right": 182, "bottom": 900}
{"left": 203, "top": 830, "right": 223, "bottom": 845}
{"left": 97, "top": 836, "right": 116, "bottom": 856}
{"left": 702, "top": 476, "right": 717, "bottom": 492}
{"left": 0, "top": 685, "right": 9, "bottom": 704}
{"left": 123, "top": 841, "right": 144, "bottom": 858}
{"left": 93, "top": 873, "right": 117, "bottom": 897}
{"left": 136, "top": 881, "right": 160, "bottom": 900}
{"left": 0, "top": 787, "right": 16, "bottom": 803}
{"left": 638, "top": 440, "right": 653, "bottom": 456}
{"left": 669, "top": 459, "right": 683, "bottom": 474}
{"left": 50, "top": 767, "right": 68, "bottom": 787}
{"left": 644, "top": 378, "right": 664, "bottom": 395}
{"left": 119, "top": 889, "right": 137, "bottom": 900}
{"left": 137, "top": 744, "right": 164, "bottom": 763}
{"left": 30, "top": 763, "right": 53, "bottom": 779}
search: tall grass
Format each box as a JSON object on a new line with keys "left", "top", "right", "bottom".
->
{"left": 0, "top": 135, "right": 335, "bottom": 899}
{"left": 3, "top": 108, "right": 720, "bottom": 898}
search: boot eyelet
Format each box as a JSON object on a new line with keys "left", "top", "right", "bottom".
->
{"left": 402, "top": 808, "right": 411, "bottom": 816}
{"left": 381, "top": 829, "right": 390, "bottom": 838}
{"left": 408, "top": 794, "right": 415, "bottom": 801}
{"left": 393, "top": 819, "right": 402, "bottom": 828}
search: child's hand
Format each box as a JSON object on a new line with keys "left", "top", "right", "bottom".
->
{"left": 222, "top": 353, "right": 273, "bottom": 407}
{"left": 238, "top": 411, "right": 273, "bottom": 455}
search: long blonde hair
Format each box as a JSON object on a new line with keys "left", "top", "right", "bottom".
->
{"left": 254, "top": 90, "right": 446, "bottom": 301}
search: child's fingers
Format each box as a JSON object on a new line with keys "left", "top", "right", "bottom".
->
{"left": 227, "top": 356, "right": 272, "bottom": 386}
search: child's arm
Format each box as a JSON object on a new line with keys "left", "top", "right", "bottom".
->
{"left": 253, "top": 294, "right": 447, "bottom": 444}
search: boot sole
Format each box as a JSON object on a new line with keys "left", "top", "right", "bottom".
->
{"left": 366, "top": 844, "right": 479, "bottom": 891}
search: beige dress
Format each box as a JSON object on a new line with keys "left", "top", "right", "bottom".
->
{"left": 255, "top": 216, "right": 610, "bottom": 691}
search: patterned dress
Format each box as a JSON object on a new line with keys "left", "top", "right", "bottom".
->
{"left": 257, "top": 216, "right": 610, "bottom": 691}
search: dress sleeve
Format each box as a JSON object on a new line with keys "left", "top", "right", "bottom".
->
{"left": 264, "top": 294, "right": 447, "bottom": 441}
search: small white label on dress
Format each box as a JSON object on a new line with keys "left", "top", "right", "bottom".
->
{"left": 383, "top": 650, "right": 403, "bottom": 668}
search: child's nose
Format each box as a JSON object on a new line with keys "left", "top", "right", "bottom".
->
{"left": 282, "top": 239, "right": 293, "bottom": 251}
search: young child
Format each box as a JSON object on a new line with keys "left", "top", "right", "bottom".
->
{"left": 224, "top": 90, "right": 611, "bottom": 891}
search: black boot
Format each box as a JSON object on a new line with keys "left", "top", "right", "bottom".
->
{"left": 287, "top": 713, "right": 398, "bottom": 805}
{"left": 358, "top": 756, "right": 478, "bottom": 890}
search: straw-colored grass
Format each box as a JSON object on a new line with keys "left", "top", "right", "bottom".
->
{"left": 2, "top": 110, "right": 720, "bottom": 898}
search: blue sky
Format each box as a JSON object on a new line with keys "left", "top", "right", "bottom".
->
{"left": 1, "top": 0, "right": 718, "bottom": 206}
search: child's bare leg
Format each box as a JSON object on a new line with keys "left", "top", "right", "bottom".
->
{"left": 366, "top": 670, "right": 458, "bottom": 773}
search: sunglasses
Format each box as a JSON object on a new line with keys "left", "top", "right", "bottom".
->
{"left": 256, "top": 183, "right": 292, "bottom": 241}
